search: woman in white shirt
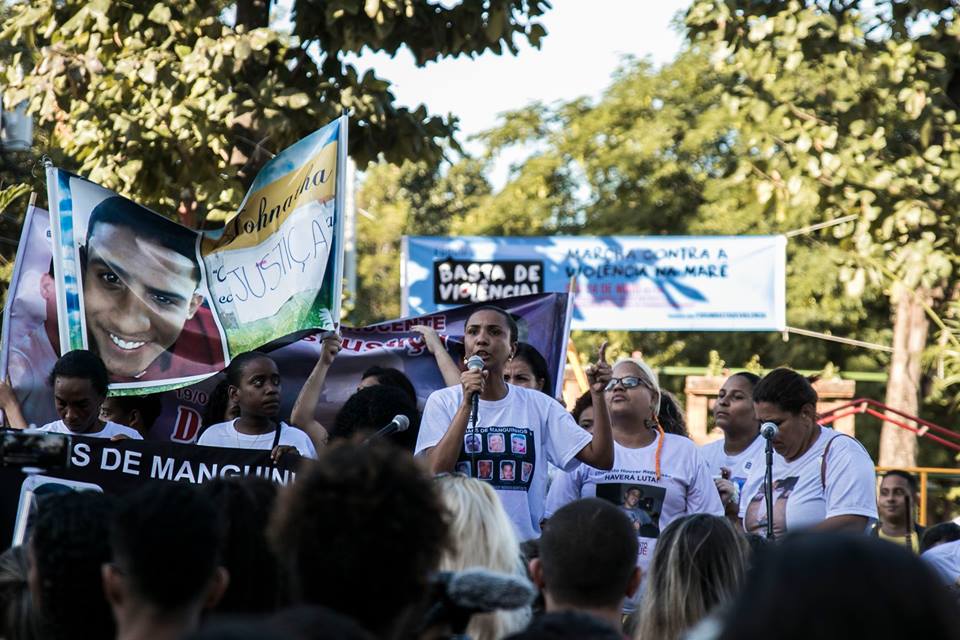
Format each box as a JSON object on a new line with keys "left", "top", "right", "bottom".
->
{"left": 740, "top": 368, "right": 877, "bottom": 537}
{"left": 545, "top": 357, "right": 722, "bottom": 609}
{"left": 198, "top": 352, "right": 317, "bottom": 460}
{"left": 699, "top": 372, "right": 764, "bottom": 521}
{"left": 415, "top": 305, "right": 613, "bottom": 541}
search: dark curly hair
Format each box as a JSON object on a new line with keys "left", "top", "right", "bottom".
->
{"left": 199, "top": 477, "right": 285, "bottom": 614}
{"left": 110, "top": 483, "right": 224, "bottom": 611}
{"left": 47, "top": 349, "right": 109, "bottom": 396}
{"left": 269, "top": 441, "right": 449, "bottom": 636}
{"left": 31, "top": 491, "right": 117, "bottom": 640}
{"left": 331, "top": 385, "right": 421, "bottom": 450}
{"left": 359, "top": 366, "right": 417, "bottom": 406}
{"left": 752, "top": 368, "right": 818, "bottom": 414}
{"left": 657, "top": 391, "right": 688, "bottom": 437}
{"left": 571, "top": 391, "right": 592, "bottom": 427}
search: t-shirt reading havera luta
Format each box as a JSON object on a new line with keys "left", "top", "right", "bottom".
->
{"left": 416, "top": 384, "right": 592, "bottom": 541}
{"left": 544, "top": 434, "right": 723, "bottom": 611}
{"left": 739, "top": 426, "right": 877, "bottom": 537}
{"left": 699, "top": 434, "right": 765, "bottom": 493}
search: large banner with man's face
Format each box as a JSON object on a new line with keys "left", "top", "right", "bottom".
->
{"left": 45, "top": 117, "right": 346, "bottom": 393}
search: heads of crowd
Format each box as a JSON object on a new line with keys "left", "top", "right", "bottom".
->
{"left": 81, "top": 196, "right": 205, "bottom": 379}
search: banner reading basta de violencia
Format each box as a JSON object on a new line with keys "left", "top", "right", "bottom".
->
{"left": 45, "top": 116, "right": 347, "bottom": 394}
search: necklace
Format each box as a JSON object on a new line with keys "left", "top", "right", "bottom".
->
{"left": 232, "top": 420, "right": 273, "bottom": 449}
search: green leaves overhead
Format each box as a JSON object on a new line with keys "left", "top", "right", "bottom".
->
{"left": 0, "top": 0, "right": 551, "bottom": 224}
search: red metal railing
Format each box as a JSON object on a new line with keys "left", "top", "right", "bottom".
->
{"left": 818, "top": 398, "right": 960, "bottom": 452}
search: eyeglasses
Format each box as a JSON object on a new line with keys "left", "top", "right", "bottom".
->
{"left": 604, "top": 376, "right": 651, "bottom": 392}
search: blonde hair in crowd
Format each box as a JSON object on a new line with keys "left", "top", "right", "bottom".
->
{"left": 613, "top": 357, "right": 662, "bottom": 414}
{"left": 634, "top": 515, "right": 750, "bottom": 640}
{"left": 436, "top": 475, "right": 531, "bottom": 640}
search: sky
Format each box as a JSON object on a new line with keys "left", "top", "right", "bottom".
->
{"left": 344, "top": 0, "right": 691, "bottom": 184}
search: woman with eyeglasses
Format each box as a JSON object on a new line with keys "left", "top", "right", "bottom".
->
{"left": 545, "top": 357, "right": 722, "bottom": 611}
{"left": 739, "top": 368, "right": 877, "bottom": 538}
{"left": 415, "top": 306, "right": 614, "bottom": 542}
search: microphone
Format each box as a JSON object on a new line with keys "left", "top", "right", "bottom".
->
{"left": 421, "top": 568, "right": 536, "bottom": 635}
{"left": 760, "top": 422, "right": 779, "bottom": 440}
{"left": 466, "top": 355, "right": 484, "bottom": 426}
{"left": 365, "top": 414, "right": 410, "bottom": 443}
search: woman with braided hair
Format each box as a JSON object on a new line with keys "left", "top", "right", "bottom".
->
{"left": 545, "top": 356, "right": 722, "bottom": 612}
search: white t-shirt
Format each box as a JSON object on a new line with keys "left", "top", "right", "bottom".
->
{"left": 739, "top": 426, "right": 877, "bottom": 537}
{"left": 197, "top": 420, "right": 318, "bottom": 459}
{"left": 545, "top": 434, "right": 724, "bottom": 610}
{"left": 699, "top": 435, "right": 765, "bottom": 495}
{"left": 416, "top": 384, "right": 592, "bottom": 542}
{"left": 37, "top": 420, "right": 143, "bottom": 439}
{"left": 922, "top": 540, "right": 960, "bottom": 586}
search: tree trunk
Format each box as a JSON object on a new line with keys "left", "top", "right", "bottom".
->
{"left": 879, "top": 283, "right": 931, "bottom": 468}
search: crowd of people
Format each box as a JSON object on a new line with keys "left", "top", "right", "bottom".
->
{"left": 0, "top": 304, "right": 958, "bottom": 639}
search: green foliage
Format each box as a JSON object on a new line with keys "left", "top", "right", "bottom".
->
{"left": 0, "top": 0, "right": 551, "bottom": 224}
{"left": 351, "top": 157, "right": 491, "bottom": 325}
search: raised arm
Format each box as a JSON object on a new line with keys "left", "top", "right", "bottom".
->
{"left": 411, "top": 325, "right": 462, "bottom": 387}
{"left": 0, "top": 378, "right": 28, "bottom": 430}
{"left": 289, "top": 333, "right": 341, "bottom": 450}
{"left": 574, "top": 342, "right": 614, "bottom": 470}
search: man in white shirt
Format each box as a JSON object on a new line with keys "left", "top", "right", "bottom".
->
{"left": 37, "top": 350, "right": 141, "bottom": 440}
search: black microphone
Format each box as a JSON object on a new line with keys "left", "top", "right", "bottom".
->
{"left": 421, "top": 569, "right": 536, "bottom": 636}
{"left": 760, "top": 422, "right": 779, "bottom": 440}
{"left": 364, "top": 414, "right": 410, "bottom": 443}
{"left": 466, "top": 355, "right": 484, "bottom": 427}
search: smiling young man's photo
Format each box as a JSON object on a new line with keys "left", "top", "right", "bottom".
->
{"left": 80, "top": 196, "right": 225, "bottom": 383}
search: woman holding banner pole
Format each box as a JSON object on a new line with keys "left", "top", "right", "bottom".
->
{"left": 415, "top": 305, "right": 614, "bottom": 541}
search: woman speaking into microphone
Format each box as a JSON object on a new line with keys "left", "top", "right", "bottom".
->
{"left": 415, "top": 306, "right": 614, "bottom": 541}
{"left": 740, "top": 368, "right": 877, "bottom": 538}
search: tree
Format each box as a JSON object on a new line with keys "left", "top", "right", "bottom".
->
{"left": 352, "top": 156, "right": 491, "bottom": 325}
{"left": 685, "top": 0, "right": 960, "bottom": 466}
{"left": 0, "top": 0, "right": 550, "bottom": 225}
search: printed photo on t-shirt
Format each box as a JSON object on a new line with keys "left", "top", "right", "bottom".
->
{"left": 521, "top": 461, "right": 533, "bottom": 483}
{"left": 488, "top": 433, "right": 506, "bottom": 453}
{"left": 455, "top": 461, "right": 471, "bottom": 476}
{"left": 464, "top": 433, "right": 482, "bottom": 453}
{"left": 456, "top": 426, "right": 536, "bottom": 492}
{"left": 744, "top": 476, "right": 799, "bottom": 537}
{"left": 596, "top": 483, "right": 667, "bottom": 538}
{"left": 477, "top": 459, "right": 494, "bottom": 480}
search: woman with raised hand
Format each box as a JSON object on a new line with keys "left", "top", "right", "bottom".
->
{"left": 740, "top": 368, "right": 877, "bottom": 537}
{"left": 699, "top": 372, "right": 763, "bottom": 523}
{"left": 545, "top": 354, "right": 722, "bottom": 611}
{"left": 289, "top": 332, "right": 343, "bottom": 451}
{"left": 415, "top": 305, "right": 613, "bottom": 541}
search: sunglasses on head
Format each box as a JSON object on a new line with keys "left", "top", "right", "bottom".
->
{"left": 604, "top": 376, "right": 650, "bottom": 392}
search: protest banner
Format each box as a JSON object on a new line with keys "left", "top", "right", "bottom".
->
{"left": 0, "top": 436, "right": 301, "bottom": 546}
{"left": 0, "top": 204, "right": 59, "bottom": 428}
{"left": 150, "top": 293, "right": 572, "bottom": 443}
{"left": 45, "top": 116, "right": 347, "bottom": 393}
{"left": 401, "top": 235, "right": 787, "bottom": 331}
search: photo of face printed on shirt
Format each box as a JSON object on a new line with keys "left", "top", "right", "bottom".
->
{"left": 744, "top": 475, "right": 799, "bottom": 538}
{"left": 477, "top": 459, "right": 494, "bottom": 480}
{"left": 596, "top": 483, "right": 667, "bottom": 538}
{"left": 487, "top": 433, "right": 506, "bottom": 453}
{"left": 464, "top": 433, "right": 482, "bottom": 453}
{"left": 455, "top": 461, "right": 471, "bottom": 476}
{"left": 500, "top": 460, "right": 516, "bottom": 482}
{"left": 511, "top": 434, "right": 527, "bottom": 455}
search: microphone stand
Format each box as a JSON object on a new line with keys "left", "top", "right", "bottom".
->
{"left": 764, "top": 435, "right": 775, "bottom": 541}
{"left": 469, "top": 391, "right": 478, "bottom": 478}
